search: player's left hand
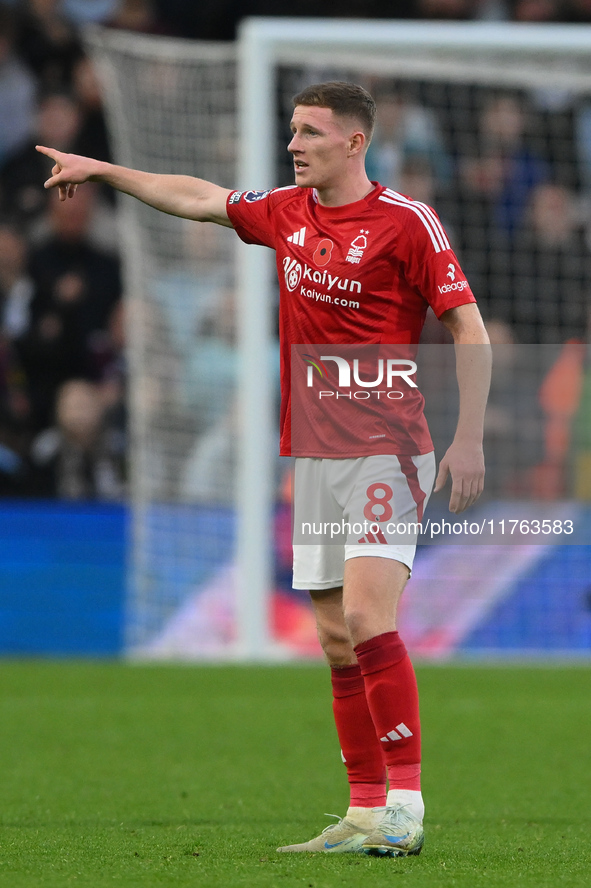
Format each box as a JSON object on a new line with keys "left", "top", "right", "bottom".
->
{"left": 36, "top": 145, "right": 94, "bottom": 201}
{"left": 434, "top": 439, "right": 485, "bottom": 514}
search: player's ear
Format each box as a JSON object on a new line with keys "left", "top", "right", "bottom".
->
{"left": 347, "top": 130, "right": 366, "bottom": 157}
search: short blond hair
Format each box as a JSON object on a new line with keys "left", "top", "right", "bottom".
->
{"left": 293, "top": 81, "right": 376, "bottom": 142}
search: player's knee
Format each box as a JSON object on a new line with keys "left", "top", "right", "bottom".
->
{"left": 316, "top": 623, "right": 355, "bottom": 666}
{"left": 343, "top": 606, "right": 384, "bottom": 648}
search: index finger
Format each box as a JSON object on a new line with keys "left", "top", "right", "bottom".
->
{"left": 35, "top": 144, "right": 59, "bottom": 161}
{"left": 36, "top": 146, "right": 63, "bottom": 189}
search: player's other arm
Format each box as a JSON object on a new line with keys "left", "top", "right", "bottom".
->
{"left": 35, "top": 146, "right": 233, "bottom": 227}
{"left": 435, "top": 302, "right": 492, "bottom": 514}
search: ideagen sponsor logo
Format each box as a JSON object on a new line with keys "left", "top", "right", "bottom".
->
{"left": 439, "top": 261, "right": 469, "bottom": 292}
{"left": 438, "top": 279, "right": 469, "bottom": 294}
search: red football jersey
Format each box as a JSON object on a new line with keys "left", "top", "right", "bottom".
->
{"left": 226, "top": 183, "right": 476, "bottom": 457}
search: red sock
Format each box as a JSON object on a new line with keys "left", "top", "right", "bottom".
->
{"left": 331, "top": 665, "right": 387, "bottom": 808}
{"left": 354, "top": 631, "right": 421, "bottom": 792}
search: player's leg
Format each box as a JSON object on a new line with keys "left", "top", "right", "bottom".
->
{"left": 338, "top": 452, "right": 436, "bottom": 856}
{"left": 311, "top": 586, "right": 388, "bottom": 812}
{"left": 344, "top": 554, "right": 422, "bottom": 804}
{"left": 278, "top": 457, "right": 385, "bottom": 852}
{"left": 278, "top": 455, "right": 433, "bottom": 854}
{"left": 342, "top": 554, "right": 424, "bottom": 856}
{"left": 277, "top": 572, "right": 386, "bottom": 852}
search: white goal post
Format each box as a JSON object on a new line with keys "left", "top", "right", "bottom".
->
{"left": 87, "top": 20, "right": 591, "bottom": 660}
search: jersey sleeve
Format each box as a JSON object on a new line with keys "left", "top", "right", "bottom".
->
{"left": 398, "top": 204, "right": 476, "bottom": 317}
{"left": 226, "top": 189, "right": 277, "bottom": 249}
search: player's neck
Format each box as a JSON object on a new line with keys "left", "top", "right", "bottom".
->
{"left": 315, "top": 172, "right": 374, "bottom": 208}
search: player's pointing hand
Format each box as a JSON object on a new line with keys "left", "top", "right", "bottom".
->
{"left": 35, "top": 146, "right": 100, "bottom": 201}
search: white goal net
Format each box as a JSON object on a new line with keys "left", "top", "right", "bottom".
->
{"left": 89, "top": 20, "right": 591, "bottom": 660}
{"left": 86, "top": 31, "right": 249, "bottom": 657}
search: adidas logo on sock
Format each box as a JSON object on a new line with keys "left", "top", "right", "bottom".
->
{"left": 380, "top": 723, "right": 413, "bottom": 743}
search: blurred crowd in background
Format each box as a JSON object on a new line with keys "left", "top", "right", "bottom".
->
{"left": 1, "top": 0, "right": 591, "bottom": 503}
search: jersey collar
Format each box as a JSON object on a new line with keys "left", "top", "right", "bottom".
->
{"left": 310, "top": 182, "right": 384, "bottom": 216}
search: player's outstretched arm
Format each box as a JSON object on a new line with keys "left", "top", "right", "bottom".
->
{"left": 435, "top": 302, "right": 492, "bottom": 514}
{"left": 35, "top": 146, "right": 232, "bottom": 226}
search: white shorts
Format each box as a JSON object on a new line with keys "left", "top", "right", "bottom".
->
{"left": 292, "top": 452, "right": 436, "bottom": 590}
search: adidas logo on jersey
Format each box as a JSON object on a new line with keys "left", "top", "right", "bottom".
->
{"left": 380, "top": 723, "right": 413, "bottom": 743}
{"left": 287, "top": 226, "right": 306, "bottom": 246}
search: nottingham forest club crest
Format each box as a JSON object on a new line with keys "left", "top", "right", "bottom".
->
{"left": 346, "top": 230, "right": 369, "bottom": 264}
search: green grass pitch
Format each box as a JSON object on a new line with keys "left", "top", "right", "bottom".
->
{"left": 0, "top": 661, "right": 590, "bottom": 888}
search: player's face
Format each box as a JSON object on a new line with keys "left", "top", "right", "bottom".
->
{"left": 288, "top": 106, "right": 356, "bottom": 190}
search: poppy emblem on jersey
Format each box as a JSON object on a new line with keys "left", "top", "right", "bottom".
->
{"left": 313, "top": 238, "right": 334, "bottom": 267}
{"left": 283, "top": 256, "right": 303, "bottom": 291}
{"left": 346, "top": 230, "right": 369, "bottom": 264}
